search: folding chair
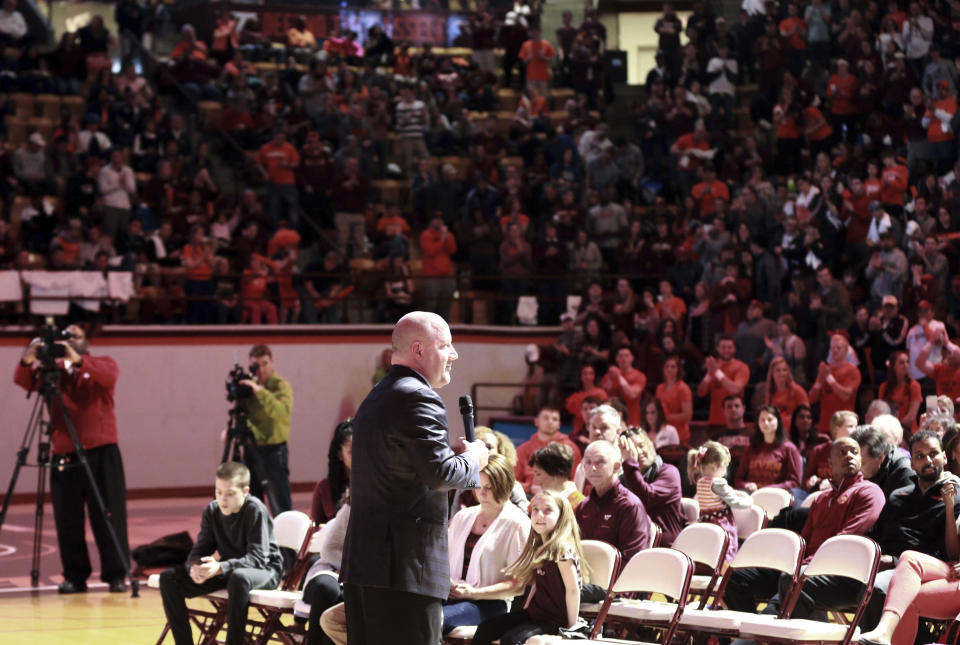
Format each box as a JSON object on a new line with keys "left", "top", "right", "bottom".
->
{"left": 588, "top": 547, "right": 693, "bottom": 643}
{"left": 675, "top": 528, "right": 806, "bottom": 640}
{"left": 670, "top": 523, "right": 729, "bottom": 609}
{"left": 735, "top": 535, "right": 881, "bottom": 645}
{"left": 578, "top": 540, "right": 624, "bottom": 618}
{"left": 148, "top": 510, "right": 314, "bottom": 645}
{"left": 732, "top": 504, "right": 767, "bottom": 542}
{"left": 752, "top": 487, "right": 793, "bottom": 520}
{"left": 680, "top": 497, "right": 700, "bottom": 524}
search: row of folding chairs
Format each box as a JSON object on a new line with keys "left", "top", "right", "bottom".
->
{"left": 579, "top": 529, "right": 880, "bottom": 645}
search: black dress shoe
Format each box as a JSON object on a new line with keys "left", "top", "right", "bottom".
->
{"left": 108, "top": 579, "right": 127, "bottom": 593}
{"left": 58, "top": 580, "right": 87, "bottom": 594}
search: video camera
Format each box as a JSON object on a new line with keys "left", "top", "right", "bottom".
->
{"left": 226, "top": 360, "right": 259, "bottom": 402}
{"left": 34, "top": 322, "right": 71, "bottom": 368}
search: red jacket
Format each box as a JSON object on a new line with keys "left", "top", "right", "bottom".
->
{"left": 880, "top": 164, "right": 908, "bottom": 206}
{"left": 14, "top": 355, "right": 119, "bottom": 453}
{"left": 419, "top": 228, "right": 457, "bottom": 277}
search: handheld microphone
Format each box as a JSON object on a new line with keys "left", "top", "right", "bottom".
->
{"left": 459, "top": 395, "right": 475, "bottom": 443}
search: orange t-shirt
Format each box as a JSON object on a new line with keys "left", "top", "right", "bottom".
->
{"left": 864, "top": 178, "right": 882, "bottom": 201}
{"left": 565, "top": 387, "right": 609, "bottom": 435}
{"left": 518, "top": 39, "right": 556, "bottom": 81}
{"left": 780, "top": 17, "right": 807, "bottom": 49}
{"left": 705, "top": 359, "right": 750, "bottom": 426}
{"left": 182, "top": 243, "right": 212, "bottom": 281}
{"left": 257, "top": 141, "right": 299, "bottom": 185}
{"left": 933, "top": 364, "right": 960, "bottom": 402}
{"left": 656, "top": 381, "right": 692, "bottom": 445}
{"left": 812, "top": 362, "right": 862, "bottom": 431}
{"left": 804, "top": 106, "right": 832, "bottom": 141}
{"left": 775, "top": 104, "right": 801, "bottom": 139}
{"left": 878, "top": 379, "right": 922, "bottom": 432}
{"left": 828, "top": 74, "right": 858, "bottom": 115}
{"left": 603, "top": 367, "right": 647, "bottom": 427}
{"left": 769, "top": 383, "right": 810, "bottom": 433}
{"left": 691, "top": 180, "right": 730, "bottom": 216}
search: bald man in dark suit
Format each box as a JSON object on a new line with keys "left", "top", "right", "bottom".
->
{"left": 341, "top": 311, "right": 489, "bottom": 645}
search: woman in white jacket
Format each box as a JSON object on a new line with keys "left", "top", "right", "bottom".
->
{"left": 444, "top": 453, "right": 531, "bottom": 634}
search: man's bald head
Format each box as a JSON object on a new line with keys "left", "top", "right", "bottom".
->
{"left": 391, "top": 311, "right": 458, "bottom": 389}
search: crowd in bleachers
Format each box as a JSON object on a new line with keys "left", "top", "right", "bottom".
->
{"left": 3, "top": 1, "right": 960, "bottom": 421}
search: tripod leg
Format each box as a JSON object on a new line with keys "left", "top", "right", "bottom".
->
{"left": 31, "top": 459, "right": 47, "bottom": 588}
{"left": 47, "top": 389, "right": 138, "bottom": 597}
{"left": 0, "top": 395, "right": 44, "bottom": 531}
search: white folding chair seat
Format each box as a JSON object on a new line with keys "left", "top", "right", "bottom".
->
{"left": 751, "top": 488, "right": 793, "bottom": 520}
{"left": 678, "top": 609, "right": 777, "bottom": 631}
{"left": 676, "top": 529, "right": 805, "bottom": 638}
{"left": 590, "top": 548, "right": 693, "bottom": 643}
{"left": 737, "top": 616, "right": 854, "bottom": 640}
{"left": 735, "top": 535, "right": 880, "bottom": 645}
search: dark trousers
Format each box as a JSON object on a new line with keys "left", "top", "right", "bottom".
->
{"left": 305, "top": 573, "right": 343, "bottom": 645}
{"left": 344, "top": 583, "right": 442, "bottom": 645}
{"left": 246, "top": 442, "right": 292, "bottom": 514}
{"left": 471, "top": 609, "right": 559, "bottom": 645}
{"left": 725, "top": 566, "right": 864, "bottom": 619}
{"left": 159, "top": 564, "right": 281, "bottom": 645}
{"left": 183, "top": 278, "right": 216, "bottom": 324}
{"left": 50, "top": 443, "right": 129, "bottom": 584}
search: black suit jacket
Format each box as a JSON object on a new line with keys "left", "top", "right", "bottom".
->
{"left": 341, "top": 365, "right": 480, "bottom": 600}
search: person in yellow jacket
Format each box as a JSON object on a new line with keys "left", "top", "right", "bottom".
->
{"left": 238, "top": 343, "right": 294, "bottom": 513}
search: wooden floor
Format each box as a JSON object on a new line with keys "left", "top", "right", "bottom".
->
{"left": 0, "top": 588, "right": 169, "bottom": 644}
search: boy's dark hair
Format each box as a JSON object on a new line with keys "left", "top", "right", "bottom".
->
{"left": 216, "top": 461, "right": 251, "bottom": 488}
{"left": 529, "top": 442, "right": 575, "bottom": 479}
{"left": 250, "top": 344, "right": 272, "bottom": 359}
{"left": 850, "top": 426, "right": 889, "bottom": 460}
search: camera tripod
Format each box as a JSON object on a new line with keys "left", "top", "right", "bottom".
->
{"left": 0, "top": 365, "right": 138, "bottom": 596}
{"left": 222, "top": 401, "right": 280, "bottom": 516}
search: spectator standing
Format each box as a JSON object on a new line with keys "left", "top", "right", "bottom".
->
{"left": 698, "top": 335, "right": 751, "bottom": 428}
{"left": 809, "top": 332, "right": 862, "bottom": 432}
{"left": 602, "top": 345, "right": 647, "bottom": 428}
{"left": 419, "top": 216, "right": 457, "bottom": 320}
{"left": 498, "top": 223, "right": 532, "bottom": 325}
{"left": 330, "top": 158, "right": 369, "bottom": 260}
{"left": 257, "top": 130, "right": 300, "bottom": 227}
{"left": 902, "top": 2, "right": 934, "bottom": 77}
{"left": 98, "top": 148, "right": 136, "bottom": 242}
{"left": 518, "top": 26, "right": 555, "bottom": 96}
{"left": 394, "top": 84, "right": 429, "bottom": 176}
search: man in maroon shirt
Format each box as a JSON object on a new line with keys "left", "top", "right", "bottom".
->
{"left": 722, "top": 437, "right": 885, "bottom": 620}
{"left": 14, "top": 325, "right": 129, "bottom": 594}
{"left": 575, "top": 439, "right": 650, "bottom": 561}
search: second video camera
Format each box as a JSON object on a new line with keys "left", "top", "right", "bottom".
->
{"left": 226, "top": 362, "right": 259, "bottom": 402}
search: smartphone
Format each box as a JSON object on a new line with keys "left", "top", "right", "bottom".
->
{"left": 926, "top": 395, "right": 939, "bottom": 412}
